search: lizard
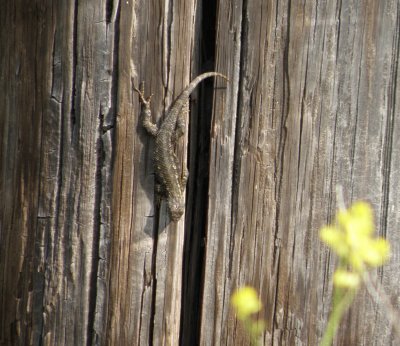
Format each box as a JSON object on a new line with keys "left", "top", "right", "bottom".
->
{"left": 134, "top": 72, "right": 228, "bottom": 222}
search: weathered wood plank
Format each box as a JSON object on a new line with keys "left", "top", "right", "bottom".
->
{"left": 199, "top": 0, "right": 243, "bottom": 343}
{"left": 0, "top": 1, "right": 116, "bottom": 344}
{"left": 107, "top": 0, "right": 203, "bottom": 344}
{"left": 200, "top": 0, "right": 400, "bottom": 345}
{"left": 1, "top": 0, "right": 400, "bottom": 345}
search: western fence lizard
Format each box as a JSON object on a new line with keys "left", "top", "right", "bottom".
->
{"left": 134, "top": 72, "right": 228, "bottom": 221}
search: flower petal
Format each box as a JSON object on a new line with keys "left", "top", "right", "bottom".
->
{"left": 231, "top": 286, "right": 262, "bottom": 320}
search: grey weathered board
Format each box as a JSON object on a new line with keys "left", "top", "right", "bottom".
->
{"left": 1, "top": 0, "right": 400, "bottom": 345}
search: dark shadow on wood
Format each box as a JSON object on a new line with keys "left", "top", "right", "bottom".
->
{"left": 180, "top": 0, "right": 218, "bottom": 344}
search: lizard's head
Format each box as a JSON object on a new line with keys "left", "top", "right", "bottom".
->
{"left": 168, "top": 196, "right": 185, "bottom": 222}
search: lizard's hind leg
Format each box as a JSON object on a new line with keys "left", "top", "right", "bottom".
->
{"left": 180, "top": 168, "right": 188, "bottom": 189}
{"left": 172, "top": 101, "right": 189, "bottom": 142}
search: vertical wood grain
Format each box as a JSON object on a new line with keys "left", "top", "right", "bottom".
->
{"left": 1, "top": 0, "right": 400, "bottom": 345}
{"left": 200, "top": 0, "right": 400, "bottom": 345}
{"left": 107, "top": 0, "right": 202, "bottom": 344}
{"left": 0, "top": 1, "right": 117, "bottom": 344}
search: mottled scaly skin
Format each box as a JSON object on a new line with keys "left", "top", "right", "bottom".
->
{"left": 134, "top": 72, "right": 228, "bottom": 221}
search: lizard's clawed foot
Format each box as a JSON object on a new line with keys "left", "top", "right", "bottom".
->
{"left": 133, "top": 81, "right": 153, "bottom": 105}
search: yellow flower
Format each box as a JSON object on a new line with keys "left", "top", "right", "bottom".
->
{"left": 320, "top": 201, "right": 390, "bottom": 275}
{"left": 333, "top": 269, "right": 361, "bottom": 288}
{"left": 320, "top": 226, "right": 348, "bottom": 257}
{"left": 359, "top": 238, "right": 390, "bottom": 266}
{"left": 231, "top": 286, "right": 262, "bottom": 320}
{"left": 338, "top": 201, "right": 374, "bottom": 237}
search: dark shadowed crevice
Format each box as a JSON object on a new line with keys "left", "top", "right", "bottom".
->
{"left": 70, "top": 0, "right": 78, "bottom": 134}
{"left": 229, "top": 0, "right": 248, "bottom": 278}
{"left": 148, "top": 214, "right": 159, "bottom": 346}
{"left": 180, "top": 1, "right": 218, "bottom": 345}
{"left": 106, "top": 0, "right": 113, "bottom": 24}
{"left": 86, "top": 108, "right": 103, "bottom": 346}
{"left": 87, "top": 1, "right": 120, "bottom": 344}
{"left": 380, "top": 7, "right": 399, "bottom": 239}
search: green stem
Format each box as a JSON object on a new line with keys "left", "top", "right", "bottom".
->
{"left": 320, "top": 288, "right": 357, "bottom": 346}
{"left": 243, "top": 319, "right": 260, "bottom": 346}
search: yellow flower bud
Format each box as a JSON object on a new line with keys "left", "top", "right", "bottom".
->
{"left": 231, "top": 286, "right": 262, "bottom": 320}
{"left": 333, "top": 269, "right": 361, "bottom": 288}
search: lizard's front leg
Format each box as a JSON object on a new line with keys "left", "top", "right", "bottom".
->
{"left": 133, "top": 82, "right": 158, "bottom": 136}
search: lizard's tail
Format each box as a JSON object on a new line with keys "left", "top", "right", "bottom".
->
{"left": 176, "top": 72, "right": 228, "bottom": 103}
